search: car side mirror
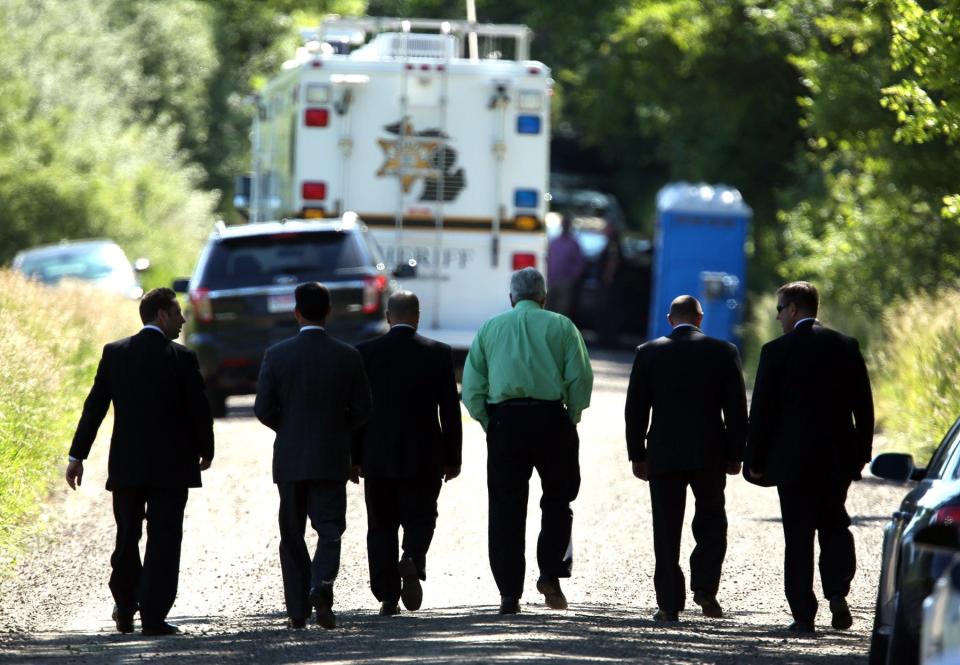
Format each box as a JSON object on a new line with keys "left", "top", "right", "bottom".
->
{"left": 871, "top": 452, "right": 916, "bottom": 482}
{"left": 393, "top": 262, "right": 417, "bottom": 279}
{"left": 914, "top": 524, "right": 960, "bottom": 553}
{"left": 172, "top": 278, "right": 190, "bottom": 293}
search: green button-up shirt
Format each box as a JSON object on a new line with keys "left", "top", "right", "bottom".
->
{"left": 461, "top": 299, "right": 593, "bottom": 430}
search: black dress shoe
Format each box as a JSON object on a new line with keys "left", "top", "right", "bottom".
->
{"left": 693, "top": 592, "right": 723, "bottom": 619}
{"left": 787, "top": 621, "right": 816, "bottom": 635}
{"left": 498, "top": 596, "right": 521, "bottom": 614}
{"left": 829, "top": 596, "right": 853, "bottom": 630}
{"left": 379, "top": 602, "right": 401, "bottom": 616}
{"left": 652, "top": 609, "right": 679, "bottom": 622}
{"left": 536, "top": 576, "right": 568, "bottom": 610}
{"left": 310, "top": 584, "right": 337, "bottom": 630}
{"left": 398, "top": 558, "right": 423, "bottom": 611}
{"left": 112, "top": 605, "right": 135, "bottom": 634}
{"left": 142, "top": 622, "right": 180, "bottom": 636}
{"left": 286, "top": 617, "right": 306, "bottom": 629}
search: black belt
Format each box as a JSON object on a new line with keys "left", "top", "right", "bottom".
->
{"left": 492, "top": 398, "right": 562, "bottom": 408}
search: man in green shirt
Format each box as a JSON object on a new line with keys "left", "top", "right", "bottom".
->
{"left": 462, "top": 267, "right": 593, "bottom": 614}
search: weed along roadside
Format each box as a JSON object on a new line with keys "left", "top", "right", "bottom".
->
{"left": 0, "top": 270, "right": 137, "bottom": 568}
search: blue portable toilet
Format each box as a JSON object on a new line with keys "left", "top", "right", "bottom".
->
{"left": 648, "top": 182, "right": 751, "bottom": 344}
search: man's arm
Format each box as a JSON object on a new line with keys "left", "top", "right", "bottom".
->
{"left": 849, "top": 338, "right": 875, "bottom": 467}
{"left": 624, "top": 348, "right": 650, "bottom": 464}
{"left": 66, "top": 346, "right": 112, "bottom": 489}
{"left": 562, "top": 322, "right": 593, "bottom": 424}
{"left": 253, "top": 350, "right": 279, "bottom": 431}
{"left": 746, "top": 345, "right": 775, "bottom": 476}
{"left": 722, "top": 343, "right": 748, "bottom": 464}
{"left": 182, "top": 350, "right": 214, "bottom": 464}
{"left": 437, "top": 345, "right": 463, "bottom": 469}
{"left": 461, "top": 331, "right": 490, "bottom": 430}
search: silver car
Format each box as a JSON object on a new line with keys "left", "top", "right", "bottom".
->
{"left": 12, "top": 239, "right": 148, "bottom": 299}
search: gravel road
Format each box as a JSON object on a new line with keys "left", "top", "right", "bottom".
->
{"left": 0, "top": 349, "right": 905, "bottom": 664}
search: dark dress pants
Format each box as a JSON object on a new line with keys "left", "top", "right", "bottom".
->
{"left": 648, "top": 469, "right": 727, "bottom": 614}
{"left": 486, "top": 401, "right": 581, "bottom": 598}
{"left": 777, "top": 479, "right": 856, "bottom": 624}
{"left": 277, "top": 479, "right": 347, "bottom": 619}
{"left": 110, "top": 486, "right": 188, "bottom": 627}
{"left": 364, "top": 475, "right": 443, "bottom": 603}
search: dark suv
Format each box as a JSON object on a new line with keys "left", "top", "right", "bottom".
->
{"left": 173, "top": 217, "right": 391, "bottom": 416}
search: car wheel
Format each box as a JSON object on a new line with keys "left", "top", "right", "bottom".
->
{"left": 206, "top": 387, "right": 227, "bottom": 419}
{"left": 869, "top": 587, "right": 890, "bottom": 665}
{"left": 887, "top": 593, "right": 919, "bottom": 665}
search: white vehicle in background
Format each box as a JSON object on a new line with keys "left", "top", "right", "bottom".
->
{"left": 246, "top": 15, "right": 552, "bottom": 353}
{"left": 12, "top": 239, "right": 149, "bottom": 299}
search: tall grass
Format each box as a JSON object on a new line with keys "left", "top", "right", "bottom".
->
{"left": 0, "top": 270, "right": 138, "bottom": 567}
{"left": 872, "top": 289, "right": 960, "bottom": 463}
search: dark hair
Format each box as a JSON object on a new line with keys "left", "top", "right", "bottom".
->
{"left": 777, "top": 281, "right": 819, "bottom": 315}
{"left": 295, "top": 282, "right": 331, "bottom": 321}
{"left": 139, "top": 287, "right": 178, "bottom": 324}
{"left": 669, "top": 295, "right": 702, "bottom": 321}
{"left": 387, "top": 290, "right": 419, "bottom": 318}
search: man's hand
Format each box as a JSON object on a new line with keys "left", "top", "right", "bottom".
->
{"left": 748, "top": 467, "right": 764, "bottom": 480}
{"left": 199, "top": 457, "right": 212, "bottom": 471}
{"left": 632, "top": 460, "right": 648, "bottom": 481}
{"left": 349, "top": 465, "right": 362, "bottom": 484}
{"left": 443, "top": 465, "right": 461, "bottom": 482}
{"left": 66, "top": 460, "right": 84, "bottom": 490}
{"left": 726, "top": 461, "right": 742, "bottom": 475}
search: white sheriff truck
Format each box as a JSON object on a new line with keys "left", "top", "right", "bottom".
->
{"left": 248, "top": 16, "right": 552, "bottom": 352}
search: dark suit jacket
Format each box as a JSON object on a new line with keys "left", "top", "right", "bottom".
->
{"left": 69, "top": 328, "right": 215, "bottom": 490}
{"left": 745, "top": 319, "right": 874, "bottom": 486}
{"left": 255, "top": 329, "right": 372, "bottom": 483}
{"left": 352, "top": 326, "right": 462, "bottom": 479}
{"left": 624, "top": 325, "right": 748, "bottom": 475}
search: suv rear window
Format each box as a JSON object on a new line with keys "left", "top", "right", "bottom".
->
{"left": 199, "top": 232, "right": 368, "bottom": 289}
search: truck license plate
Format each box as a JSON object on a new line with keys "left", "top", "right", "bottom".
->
{"left": 267, "top": 294, "right": 296, "bottom": 313}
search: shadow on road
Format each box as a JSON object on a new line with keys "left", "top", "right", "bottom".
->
{"left": 0, "top": 603, "right": 866, "bottom": 664}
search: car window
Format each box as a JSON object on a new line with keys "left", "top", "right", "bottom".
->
{"left": 926, "top": 417, "right": 960, "bottom": 479}
{"left": 199, "top": 232, "right": 367, "bottom": 289}
{"left": 18, "top": 244, "right": 130, "bottom": 284}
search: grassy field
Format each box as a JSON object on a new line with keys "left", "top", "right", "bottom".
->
{"left": 0, "top": 270, "right": 138, "bottom": 569}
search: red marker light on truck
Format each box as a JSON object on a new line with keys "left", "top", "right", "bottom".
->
{"left": 190, "top": 288, "right": 214, "bottom": 324}
{"left": 512, "top": 253, "right": 536, "bottom": 270}
{"left": 363, "top": 275, "right": 387, "bottom": 313}
{"left": 301, "top": 181, "right": 327, "bottom": 200}
{"left": 304, "top": 108, "right": 329, "bottom": 127}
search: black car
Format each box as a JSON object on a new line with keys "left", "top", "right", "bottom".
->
{"left": 870, "top": 416, "right": 960, "bottom": 665}
{"left": 173, "top": 217, "right": 391, "bottom": 416}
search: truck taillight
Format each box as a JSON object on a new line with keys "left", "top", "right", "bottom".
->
{"left": 305, "top": 108, "right": 329, "bottom": 127}
{"left": 512, "top": 253, "right": 536, "bottom": 270}
{"left": 934, "top": 507, "right": 960, "bottom": 525}
{"left": 190, "top": 288, "right": 213, "bottom": 324}
{"left": 363, "top": 275, "right": 387, "bottom": 314}
{"left": 302, "top": 181, "right": 327, "bottom": 200}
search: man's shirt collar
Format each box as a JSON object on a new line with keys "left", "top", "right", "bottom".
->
{"left": 793, "top": 317, "right": 818, "bottom": 329}
{"left": 142, "top": 325, "right": 166, "bottom": 336}
{"left": 514, "top": 299, "right": 542, "bottom": 311}
{"left": 299, "top": 325, "right": 325, "bottom": 332}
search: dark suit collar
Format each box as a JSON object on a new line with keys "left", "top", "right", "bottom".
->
{"left": 668, "top": 324, "right": 702, "bottom": 339}
{"left": 137, "top": 327, "right": 170, "bottom": 343}
{"left": 388, "top": 324, "right": 417, "bottom": 337}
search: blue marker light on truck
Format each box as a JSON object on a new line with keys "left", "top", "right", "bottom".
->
{"left": 514, "top": 189, "right": 538, "bottom": 209}
{"left": 516, "top": 114, "right": 541, "bottom": 134}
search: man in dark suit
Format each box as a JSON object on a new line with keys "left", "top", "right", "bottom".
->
{"left": 353, "top": 290, "right": 462, "bottom": 616}
{"left": 65, "top": 287, "right": 214, "bottom": 636}
{"left": 745, "top": 281, "right": 873, "bottom": 634}
{"left": 625, "top": 295, "right": 747, "bottom": 623}
{"left": 255, "top": 282, "right": 371, "bottom": 630}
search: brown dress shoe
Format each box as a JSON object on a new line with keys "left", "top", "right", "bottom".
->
{"left": 310, "top": 584, "right": 337, "bottom": 630}
{"left": 536, "top": 577, "right": 568, "bottom": 610}
{"left": 693, "top": 592, "right": 723, "bottom": 618}
{"left": 286, "top": 617, "right": 306, "bottom": 629}
{"left": 399, "top": 558, "right": 423, "bottom": 611}
{"left": 652, "top": 609, "right": 679, "bottom": 622}
{"left": 498, "top": 596, "right": 520, "bottom": 614}
{"left": 829, "top": 596, "right": 853, "bottom": 630}
{"left": 379, "top": 602, "right": 401, "bottom": 616}
{"left": 112, "top": 605, "right": 135, "bottom": 634}
{"left": 142, "top": 622, "right": 180, "bottom": 636}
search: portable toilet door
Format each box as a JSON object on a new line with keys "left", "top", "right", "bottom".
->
{"left": 648, "top": 183, "right": 751, "bottom": 343}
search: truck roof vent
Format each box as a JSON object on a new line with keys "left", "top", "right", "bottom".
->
{"left": 351, "top": 33, "right": 460, "bottom": 61}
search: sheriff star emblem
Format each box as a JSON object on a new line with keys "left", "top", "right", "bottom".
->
{"left": 376, "top": 119, "right": 440, "bottom": 193}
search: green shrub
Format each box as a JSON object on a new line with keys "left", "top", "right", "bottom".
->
{"left": 872, "top": 289, "right": 960, "bottom": 462}
{"left": 0, "top": 271, "right": 138, "bottom": 568}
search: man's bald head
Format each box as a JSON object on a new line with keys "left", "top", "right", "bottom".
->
{"left": 668, "top": 295, "right": 703, "bottom": 326}
{"left": 387, "top": 290, "right": 420, "bottom": 328}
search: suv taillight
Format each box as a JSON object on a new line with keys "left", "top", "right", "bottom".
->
{"left": 363, "top": 275, "right": 387, "bottom": 314}
{"left": 934, "top": 507, "right": 960, "bottom": 525}
{"left": 190, "top": 288, "right": 213, "bottom": 324}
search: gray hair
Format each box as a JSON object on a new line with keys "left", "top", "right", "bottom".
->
{"left": 510, "top": 267, "right": 546, "bottom": 302}
{"left": 387, "top": 290, "right": 419, "bottom": 318}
